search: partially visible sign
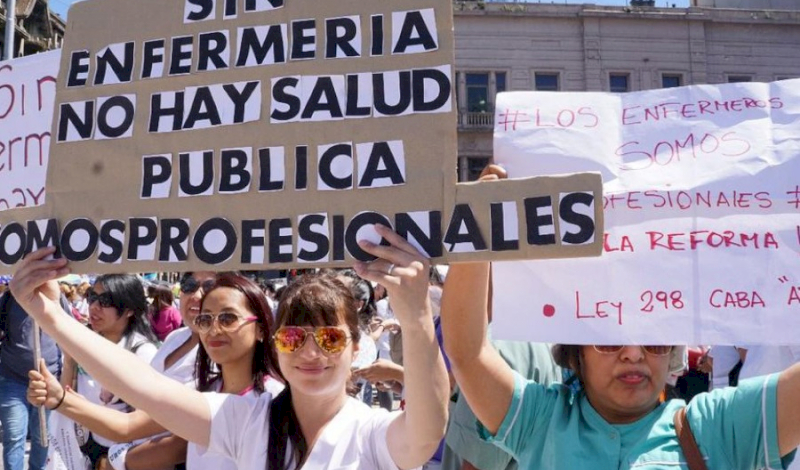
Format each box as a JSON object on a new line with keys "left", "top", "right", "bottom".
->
{"left": 492, "top": 80, "right": 800, "bottom": 345}
{"left": 0, "top": 51, "right": 60, "bottom": 212}
{"left": 0, "top": 0, "right": 603, "bottom": 273}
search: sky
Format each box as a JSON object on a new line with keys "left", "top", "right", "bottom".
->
{"left": 48, "top": 0, "right": 692, "bottom": 20}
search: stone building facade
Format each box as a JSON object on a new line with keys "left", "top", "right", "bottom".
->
{"left": 454, "top": 1, "right": 800, "bottom": 180}
{"left": 1, "top": 0, "right": 65, "bottom": 58}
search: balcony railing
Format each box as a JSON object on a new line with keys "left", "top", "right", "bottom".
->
{"left": 458, "top": 112, "right": 494, "bottom": 129}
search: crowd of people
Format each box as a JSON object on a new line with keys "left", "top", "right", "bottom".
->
{"left": 0, "top": 175, "right": 798, "bottom": 470}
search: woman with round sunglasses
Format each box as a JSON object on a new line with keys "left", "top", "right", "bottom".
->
{"left": 58, "top": 274, "right": 159, "bottom": 469}
{"left": 439, "top": 165, "right": 800, "bottom": 470}
{"left": 27, "top": 272, "right": 216, "bottom": 469}
{"left": 16, "top": 225, "right": 448, "bottom": 470}
{"left": 28, "top": 272, "right": 284, "bottom": 470}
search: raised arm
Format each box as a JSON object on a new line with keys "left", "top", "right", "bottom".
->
{"left": 11, "top": 248, "right": 211, "bottom": 447}
{"left": 355, "top": 224, "right": 449, "bottom": 469}
{"left": 28, "top": 362, "right": 167, "bottom": 442}
{"left": 440, "top": 262, "right": 515, "bottom": 436}
{"left": 777, "top": 362, "right": 800, "bottom": 456}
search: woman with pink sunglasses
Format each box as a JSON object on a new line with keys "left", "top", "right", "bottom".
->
{"left": 17, "top": 224, "right": 448, "bottom": 470}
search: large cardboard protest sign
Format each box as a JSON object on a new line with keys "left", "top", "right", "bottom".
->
{"left": 492, "top": 80, "right": 800, "bottom": 345}
{"left": 0, "top": 0, "right": 603, "bottom": 274}
{"left": 0, "top": 51, "right": 60, "bottom": 212}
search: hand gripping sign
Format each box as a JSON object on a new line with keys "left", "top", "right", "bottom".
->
{"left": 0, "top": 0, "right": 602, "bottom": 274}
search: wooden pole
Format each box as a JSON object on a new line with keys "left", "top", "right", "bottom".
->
{"left": 32, "top": 322, "right": 49, "bottom": 447}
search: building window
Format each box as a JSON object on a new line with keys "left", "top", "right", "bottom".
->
{"left": 534, "top": 72, "right": 559, "bottom": 91}
{"left": 776, "top": 76, "right": 794, "bottom": 81}
{"left": 609, "top": 73, "right": 629, "bottom": 93}
{"left": 465, "top": 157, "right": 491, "bottom": 182}
{"left": 728, "top": 75, "right": 752, "bottom": 83}
{"left": 497, "top": 72, "right": 507, "bottom": 94}
{"left": 661, "top": 74, "right": 683, "bottom": 88}
{"left": 466, "top": 73, "right": 490, "bottom": 113}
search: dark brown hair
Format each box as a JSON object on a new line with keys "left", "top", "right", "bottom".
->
{"left": 148, "top": 283, "right": 175, "bottom": 314}
{"left": 551, "top": 344, "right": 584, "bottom": 385}
{"left": 195, "top": 274, "right": 278, "bottom": 394}
{"left": 268, "top": 273, "right": 361, "bottom": 470}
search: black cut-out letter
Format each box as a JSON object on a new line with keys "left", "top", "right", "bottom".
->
{"left": 524, "top": 196, "right": 556, "bottom": 246}
{"left": 97, "top": 95, "right": 134, "bottom": 138}
{"left": 294, "top": 146, "right": 307, "bottom": 190}
{"left": 271, "top": 77, "right": 301, "bottom": 121}
{"left": 193, "top": 218, "right": 237, "bottom": 264}
{"left": 0, "top": 223, "right": 26, "bottom": 265}
{"left": 179, "top": 151, "right": 214, "bottom": 196}
{"left": 371, "top": 15, "right": 384, "bottom": 56}
{"left": 186, "top": 0, "right": 214, "bottom": 21}
{"left": 325, "top": 17, "right": 359, "bottom": 58}
{"left": 241, "top": 219, "right": 266, "bottom": 263}
{"left": 67, "top": 50, "right": 90, "bottom": 87}
{"left": 258, "top": 148, "right": 284, "bottom": 191}
{"left": 127, "top": 218, "right": 158, "bottom": 260}
{"left": 149, "top": 92, "right": 185, "bottom": 132}
{"left": 57, "top": 101, "right": 93, "bottom": 142}
{"left": 98, "top": 220, "right": 125, "bottom": 264}
{"left": 141, "top": 155, "right": 172, "bottom": 198}
{"left": 301, "top": 77, "right": 343, "bottom": 120}
{"left": 359, "top": 142, "right": 404, "bottom": 187}
{"left": 142, "top": 40, "right": 165, "bottom": 79}
{"left": 297, "top": 214, "right": 330, "bottom": 262}
{"left": 444, "top": 204, "right": 487, "bottom": 252}
{"left": 198, "top": 32, "right": 229, "bottom": 71}
{"left": 412, "top": 68, "right": 451, "bottom": 112}
{"left": 94, "top": 42, "right": 134, "bottom": 85}
{"left": 268, "top": 218, "right": 293, "bottom": 263}
{"left": 60, "top": 219, "right": 98, "bottom": 262}
{"left": 236, "top": 26, "right": 286, "bottom": 66}
{"left": 393, "top": 11, "right": 437, "bottom": 54}
{"left": 395, "top": 211, "right": 442, "bottom": 257}
{"left": 25, "top": 219, "right": 60, "bottom": 258}
{"left": 219, "top": 149, "right": 251, "bottom": 193}
{"left": 373, "top": 71, "right": 411, "bottom": 116}
{"left": 490, "top": 203, "right": 519, "bottom": 252}
{"left": 290, "top": 19, "right": 316, "bottom": 60}
{"left": 559, "top": 192, "right": 595, "bottom": 245}
{"left": 345, "top": 213, "right": 392, "bottom": 261}
{"left": 169, "top": 36, "right": 194, "bottom": 75}
{"left": 183, "top": 86, "right": 222, "bottom": 129}
{"left": 159, "top": 219, "right": 189, "bottom": 262}
{"left": 319, "top": 144, "right": 352, "bottom": 190}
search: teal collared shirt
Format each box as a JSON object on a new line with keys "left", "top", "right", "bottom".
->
{"left": 479, "top": 372, "right": 795, "bottom": 469}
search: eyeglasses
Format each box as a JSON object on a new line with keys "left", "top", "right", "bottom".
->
{"left": 193, "top": 312, "right": 258, "bottom": 334}
{"left": 180, "top": 277, "right": 215, "bottom": 295}
{"left": 273, "top": 326, "right": 351, "bottom": 355}
{"left": 87, "top": 291, "right": 114, "bottom": 308}
{"left": 593, "top": 345, "right": 674, "bottom": 356}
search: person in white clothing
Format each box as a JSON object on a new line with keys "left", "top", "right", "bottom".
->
{"left": 17, "top": 225, "right": 449, "bottom": 470}
{"left": 57, "top": 274, "right": 159, "bottom": 469}
{"left": 29, "top": 273, "right": 286, "bottom": 470}
{"left": 26, "top": 271, "right": 216, "bottom": 469}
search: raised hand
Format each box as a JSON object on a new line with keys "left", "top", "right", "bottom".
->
{"left": 9, "top": 247, "right": 69, "bottom": 320}
{"left": 353, "top": 224, "right": 432, "bottom": 325}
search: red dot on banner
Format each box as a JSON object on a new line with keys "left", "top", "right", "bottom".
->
{"left": 543, "top": 304, "right": 556, "bottom": 317}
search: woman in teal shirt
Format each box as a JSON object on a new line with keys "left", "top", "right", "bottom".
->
{"left": 440, "top": 165, "right": 800, "bottom": 470}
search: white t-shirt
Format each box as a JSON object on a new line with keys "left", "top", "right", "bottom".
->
{"left": 204, "top": 393, "right": 408, "bottom": 470}
{"left": 187, "top": 377, "right": 284, "bottom": 470}
{"left": 76, "top": 332, "right": 158, "bottom": 448}
{"left": 150, "top": 327, "right": 198, "bottom": 387}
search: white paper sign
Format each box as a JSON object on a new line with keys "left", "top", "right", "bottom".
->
{"left": 0, "top": 50, "right": 60, "bottom": 212}
{"left": 492, "top": 80, "right": 800, "bottom": 346}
